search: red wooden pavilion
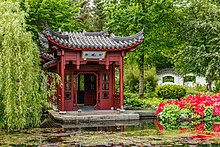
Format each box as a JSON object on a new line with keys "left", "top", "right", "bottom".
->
{"left": 39, "top": 27, "right": 144, "bottom": 111}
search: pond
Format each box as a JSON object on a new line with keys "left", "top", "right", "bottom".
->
{"left": 1, "top": 118, "right": 220, "bottom": 146}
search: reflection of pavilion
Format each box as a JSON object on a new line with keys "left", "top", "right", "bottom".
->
{"left": 39, "top": 27, "right": 144, "bottom": 111}
{"left": 50, "top": 118, "right": 156, "bottom": 132}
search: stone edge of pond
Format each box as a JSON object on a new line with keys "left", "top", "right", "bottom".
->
{"left": 48, "top": 109, "right": 156, "bottom": 124}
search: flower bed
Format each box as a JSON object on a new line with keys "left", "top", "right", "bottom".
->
{"left": 155, "top": 92, "right": 220, "bottom": 121}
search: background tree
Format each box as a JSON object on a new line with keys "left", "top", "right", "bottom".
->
{"left": 93, "top": 0, "right": 106, "bottom": 31}
{"left": 0, "top": 1, "right": 53, "bottom": 130}
{"left": 19, "top": 0, "right": 88, "bottom": 35}
{"left": 175, "top": 0, "right": 220, "bottom": 91}
{"left": 103, "top": 0, "right": 179, "bottom": 97}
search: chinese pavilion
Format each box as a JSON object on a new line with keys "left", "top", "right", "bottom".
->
{"left": 39, "top": 27, "right": 144, "bottom": 111}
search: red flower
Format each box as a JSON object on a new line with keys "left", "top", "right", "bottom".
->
{"left": 155, "top": 93, "right": 220, "bottom": 118}
{"left": 213, "top": 123, "right": 220, "bottom": 132}
{"left": 154, "top": 120, "right": 163, "bottom": 131}
{"left": 155, "top": 102, "right": 165, "bottom": 115}
{"left": 213, "top": 105, "right": 220, "bottom": 116}
{"left": 195, "top": 122, "right": 205, "bottom": 132}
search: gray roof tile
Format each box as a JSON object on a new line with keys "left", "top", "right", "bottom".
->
{"left": 41, "top": 27, "right": 144, "bottom": 50}
{"left": 39, "top": 48, "right": 55, "bottom": 61}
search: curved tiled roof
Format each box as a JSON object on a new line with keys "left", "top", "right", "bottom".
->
{"left": 43, "top": 59, "right": 57, "bottom": 68}
{"left": 39, "top": 48, "right": 55, "bottom": 61}
{"left": 157, "top": 68, "right": 179, "bottom": 76}
{"left": 41, "top": 27, "right": 144, "bottom": 51}
{"left": 38, "top": 33, "right": 49, "bottom": 49}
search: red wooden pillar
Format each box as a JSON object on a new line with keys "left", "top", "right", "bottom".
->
{"left": 57, "top": 61, "right": 61, "bottom": 110}
{"left": 119, "top": 56, "right": 124, "bottom": 109}
{"left": 112, "top": 62, "right": 115, "bottom": 94}
{"left": 60, "top": 50, "right": 65, "bottom": 111}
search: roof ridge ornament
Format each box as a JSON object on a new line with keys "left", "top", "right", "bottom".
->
{"left": 111, "top": 28, "right": 144, "bottom": 42}
{"left": 110, "top": 33, "right": 115, "bottom": 37}
{"left": 38, "top": 32, "right": 49, "bottom": 50}
{"left": 84, "top": 30, "right": 109, "bottom": 36}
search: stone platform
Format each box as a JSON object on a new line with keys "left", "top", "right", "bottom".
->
{"left": 48, "top": 109, "right": 156, "bottom": 124}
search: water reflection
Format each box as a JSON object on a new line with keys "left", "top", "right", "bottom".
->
{"left": 1, "top": 119, "right": 220, "bottom": 146}
{"left": 61, "top": 119, "right": 157, "bottom": 132}
{"left": 155, "top": 120, "right": 220, "bottom": 132}
{"left": 156, "top": 120, "right": 220, "bottom": 141}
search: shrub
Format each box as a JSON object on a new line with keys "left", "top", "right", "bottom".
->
{"left": 124, "top": 92, "right": 145, "bottom": 107}
{"left": 144, "top": 97, "right": 164, "bottom": 109}
{"left": 185, "top": 84, "right": 207, "bottom": 96}
{"left": 124, "top": 98, "right": 145, "bottom": 107}
{"left": 160, "top": 104, "right": 181, "bottom": 122}
{"left": 204, "top": 106, "right": 213, "bottom": 121}
{"left": 144, "top": 67, "right": 158, "bottom": 92}
{"left": 124, "top": 92, "right": 139, "bottom": 99}
{"left": 181, "top": 108, "right": 194, "bottom": 118}
{"left": 155, "top": 92, "right": 220, "bottom": 122}
{"left": 144, "top": 92, "right": 158, "bottom": 98}
{"left": 155, "top": 85, "right": 186, "bottom": 99}
{"left": 124, "top": 65, "right": 139, "bottom": 93}
{"left": 213, "top": 80, "right": 220, "bottom": 93}
{"left": 124, "top": 65, "right": 158, "bottom": 93}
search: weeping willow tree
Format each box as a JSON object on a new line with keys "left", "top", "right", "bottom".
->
{"left": 0, "top": 1, "right": 54, "bottom": 131}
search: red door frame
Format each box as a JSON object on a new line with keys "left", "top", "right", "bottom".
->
{"left": 75, "top": 72, "right": 98, "bottom": 110}
{"left": 64, "top": 71, "right": 74, "bottom": 111}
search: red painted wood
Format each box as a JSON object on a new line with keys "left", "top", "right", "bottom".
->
{"left": 48, "top": 44, "right": 130, "bottom": 111}
{"left": 57, "top": 61, "right": 61, "bottom": 109}
{"left": 113, "top": 93, "right": 120, "bottom": 109}
{"left": 74, "top": 72, "right": 99, "bottom": 109}
{"left": 99, "top": 70, "right": 113, "bottom": 110}
{"left": 119, "top": 55, "right": 124, "bottom": 109}
{"left": 60, "top": 50, "right": 65, "bottom": 111}
{"left": 64, "top": 71, "right": 74, "bottom": 111}
{"left": 76, "top": 52, "right": 80, "bottom": 70}
{"left": 112, "top": 63, "right": 115, "bottom": 98}
{"left": 72, "top": 74, "right": 79, "bottom": 110}
{"left": 84, "top": 74, "right": 96, "bottom": 106}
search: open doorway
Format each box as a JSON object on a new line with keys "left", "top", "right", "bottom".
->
{"left": 77, "top": 74, "right": 96, "bottom": 106}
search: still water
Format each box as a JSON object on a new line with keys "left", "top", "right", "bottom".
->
{"left": 1, "top": 118, "right": 220, "bottom": 146}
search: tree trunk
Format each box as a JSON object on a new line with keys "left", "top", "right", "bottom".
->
{"left": 139, "top": 54, "right": 144, "bottom": 98}
{"left": 206, "top": 75, "right": 212, "bottom": 92}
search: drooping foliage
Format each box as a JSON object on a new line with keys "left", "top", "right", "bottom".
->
{"left": 0, "top": 1, "right": 55, "bottom": 131}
